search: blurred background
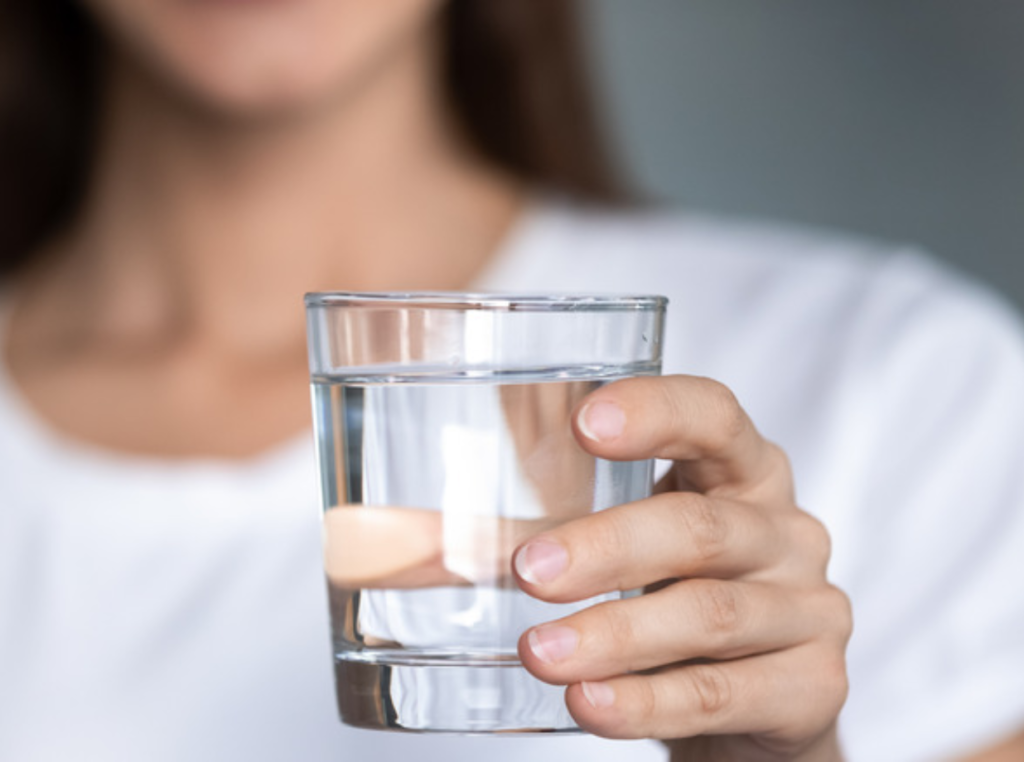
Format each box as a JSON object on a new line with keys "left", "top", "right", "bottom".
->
{"left": 585, "top": 0, "right": 1024, "bottom": 312}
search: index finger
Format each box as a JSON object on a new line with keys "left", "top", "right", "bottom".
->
{"left": 573, "top": 375, "right": 787, "bottom": 495}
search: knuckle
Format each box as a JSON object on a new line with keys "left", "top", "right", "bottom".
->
{"left": 628, "top": 676, "right": 659, "bottom": 736}
{"left": 815, "top": 649, "right": 851, "bottom": 717}
{"left": 589, "top": 508, "right": 639, "bottom": 566}
{"left": 824, "top": 584, "right": 854, "bottom": 643}
{"left": 764, "top": 442, "right": 796, "bottom": 494}
{"left": 598, "top": 603, "right": 638, "bottom": 656}
{"left": 653, "top": 377, "right": 691, "bottom": 438}
{"left": 766, "top": 441, "right": 793, "bottom": 475}
{"left": 693, "top": 580, "right": 741, "bottom": 642}
{"left": 699, "top": 378, "right": 747, "bottom": 451}
{"left": 687, "top": 663, "right": 733, "bottom": 718}
{"left": 672, "top": 493, "right": 729, "bottom": 566}
{"left": 766, "top": 649, "right": 848, "bottom": 745}
{"left": 792, "top": 511, "right": 832, "bottom": 569}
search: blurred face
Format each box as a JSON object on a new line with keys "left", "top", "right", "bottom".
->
{"left": 83, "top": 0, "right": 445, "bottom": 117}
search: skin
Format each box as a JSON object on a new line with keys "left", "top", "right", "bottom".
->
{"left": 519, "top": 378, "right": 849, "bottom": 760}
{"left": 9, "top": 0, "right": 521, "bottom": 457}
{"left": 3, "top": 0, "right": 1021, "bottom": 758}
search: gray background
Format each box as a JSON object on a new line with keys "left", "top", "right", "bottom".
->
{"left": 585, "top": 0, "right": 1024, "bottom": 313}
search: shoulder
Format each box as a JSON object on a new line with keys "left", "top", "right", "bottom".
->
{"left": 517, "top": 198, "right": 1024, "bottom": 370}
{"left": 544, "top": 194, "right": 1015, "bottom": 325}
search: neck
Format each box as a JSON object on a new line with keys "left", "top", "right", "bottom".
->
{"left": 26, "top": 29, "right": 522, "bottom": 361}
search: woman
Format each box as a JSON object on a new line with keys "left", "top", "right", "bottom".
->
{"left": 1, "top": 1, "right": 1022, "bottom": 760}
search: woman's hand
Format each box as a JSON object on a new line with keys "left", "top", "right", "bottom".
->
{"left": 513, "top": 376, "right": 852, "bottom": 761}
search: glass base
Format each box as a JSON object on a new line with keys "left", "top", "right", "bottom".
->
{"left": 335, "top": 656, "right": 581, "bottom": 734}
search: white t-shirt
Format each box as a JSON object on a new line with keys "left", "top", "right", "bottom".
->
{"left": 2, "top": 200, "right": 1024, "bottom": 762}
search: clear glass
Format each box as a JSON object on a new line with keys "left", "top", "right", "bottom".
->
{"left": 305, "top": 292, "right": 667, "bottom": 734}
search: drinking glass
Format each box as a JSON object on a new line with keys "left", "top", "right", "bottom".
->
{"left": 305, "top": 292, "right": 667, "bottom": 733}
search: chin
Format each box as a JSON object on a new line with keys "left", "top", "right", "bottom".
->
{"left": 88, "top": 0, "right": 442, "bottom": 119}
{"left": 155, "top": 45, "right": 365, "bottom": 120}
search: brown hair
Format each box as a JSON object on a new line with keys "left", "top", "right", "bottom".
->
{"left": 0, "top": 0, "right": 624, "bottom": 278}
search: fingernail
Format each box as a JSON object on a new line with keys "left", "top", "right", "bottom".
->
{"left": 582, "top": 681, "right": 616, "bottom": 709}
{"left": 527, "top": 625, "right": 578, "bottom": 664}
{"left": 514, "top": 539, "right": 568, "bottom": 584}
{"left": 579, "top": 401, "right": 626, "bottom": 442}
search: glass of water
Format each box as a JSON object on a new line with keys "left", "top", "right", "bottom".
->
{"left": 305, "top": 292, "right": 667, "bottom": 734}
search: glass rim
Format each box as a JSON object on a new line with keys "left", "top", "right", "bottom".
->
{"left": 304, "top": 291, "right": 668, "bottom": 312}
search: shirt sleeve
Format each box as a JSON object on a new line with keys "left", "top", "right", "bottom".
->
{"left": 836, "top": 252, "right": 1024, "bottom": 762}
